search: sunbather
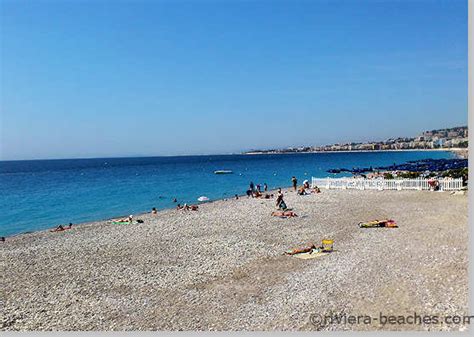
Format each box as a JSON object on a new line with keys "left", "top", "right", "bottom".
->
{"left": 297, "top": 186, "right": 308, "bottom": 195}
{"left": 114, "top": 215, "right": 133, "bottom": 223}
{"left": 51, "top": 223, "right": 73, "bottom": 232}
{"left": 311, "top": 186, "right": 321, "bottom": 193}
{"left": 272, "top": 210, "right": 298, "bottom": 218}
{"left": 359, "top": 219, "right": 397, "bottom": 228}
{"left": 285, "top": 243, "right": 316, "bottom": 255}
{"left": 177, "top": 203, "right": 198, "bottom": 211}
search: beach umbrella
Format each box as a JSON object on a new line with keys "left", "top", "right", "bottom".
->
{"left": 197, "top": 196, "right": 209, "bottom": 202}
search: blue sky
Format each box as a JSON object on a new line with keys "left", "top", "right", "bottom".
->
{"left": 0, "top": 0, "right": 467, "bottom": 160}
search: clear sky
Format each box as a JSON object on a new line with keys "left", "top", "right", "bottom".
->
{"left": 0, "top": 0, "right": 468, "bottom": 160}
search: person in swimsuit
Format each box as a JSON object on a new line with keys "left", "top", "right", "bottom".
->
{"left": 51, "top": 223, "right": 73, "bottom": 232}
{"left": 291, "top": 176, "right": 298, "bottom": 191}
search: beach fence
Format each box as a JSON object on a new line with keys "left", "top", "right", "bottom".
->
{"left": 311, "top": 177, "right": 463, "bottom": 191}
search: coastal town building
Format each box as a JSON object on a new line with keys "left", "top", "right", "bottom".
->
{"left": 244, "top": 126, "right": 468, "bottom": 154}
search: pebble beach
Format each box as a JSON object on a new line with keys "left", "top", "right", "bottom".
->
{"left": 0, "top": 188, "right": 468, "bottom": 331}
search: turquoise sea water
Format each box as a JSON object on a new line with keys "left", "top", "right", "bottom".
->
{"left": 0, "top": 151, "right": 454, "bottom": 236}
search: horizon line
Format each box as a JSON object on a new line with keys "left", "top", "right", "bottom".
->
{"left": 0, "top": 148, "right": 459, "bottom": 163}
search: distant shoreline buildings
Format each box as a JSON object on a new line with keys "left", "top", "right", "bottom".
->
{"left": 243, "top": 126, "right": 468, "bottom": 154}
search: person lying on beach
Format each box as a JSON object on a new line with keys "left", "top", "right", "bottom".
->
{"left": 253, "top": 190, "right": 262, "bottom": 198}
{"left": 272, "top": 210, "right": 298, "bottom": 218}
{"left": 51, "top": 223, "right": 73, "bottom": 232}
{"left": 285, "top": 243, "right": 316, "bottom": 255}
{"left": 297, "top": 186, "right": 308, "bottom": 195}
{"left": 114, "top": 215, "right": 133, "bottom": 223}
{"left": 311, "top": 186, "right": 321, "bottom": 194}
{"left": 177, "top": 203, "right": 198, "bottom": 211}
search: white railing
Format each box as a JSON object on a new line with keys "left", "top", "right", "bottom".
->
{"left": 311, "top": 177, "right": 464, "bottom": 191}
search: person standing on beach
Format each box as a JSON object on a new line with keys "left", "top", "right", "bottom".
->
{"left": 291, "top": 176, "right": 297, "bottom": 191}
{"left": 264, "top": 183, "right": 268, "bottom": 192}
{"left": 276, "top": 188, "right": 287, "bottom": 210}
{"left": 256, "top": 184, "right": 261, "bottom": 192}
{"left": 250, "top": 181, "right": 254, "bottom": 192}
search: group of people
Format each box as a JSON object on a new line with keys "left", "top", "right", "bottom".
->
{"left": 176, "top": 204, "right": 199, "bottom": 211}
{"left": 47, "top": 176, "right": 317, "bottom": 234}
{"left": 246, "top": 181, "right": 271, "bottom": 198}
{"left": 272, "top": 188, "right": 298, "bottom": 217}
{"left": 244, "top": 176, "right": 322, "bottom": 218}
{"left": 297, "top": 180, "right": 321, "bottom": 195}
{"left": 150, "top": 197, "right": 201, "bottom": 214}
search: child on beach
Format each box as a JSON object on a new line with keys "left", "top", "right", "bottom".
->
{"left": 151, "top": 207, "right": 158, "bottom": 214}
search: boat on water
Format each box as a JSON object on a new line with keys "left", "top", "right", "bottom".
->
{"left": 214, "top": 170, "right": 233, "bottom": 174}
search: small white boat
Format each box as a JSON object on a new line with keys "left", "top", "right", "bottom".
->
{"left": 214, "top": 170, "right": 233, "bottom": 174}
{"left": 197, "top": 196, "right": 210, "bottom": 202}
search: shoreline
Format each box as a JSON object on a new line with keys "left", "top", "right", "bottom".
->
{"left": 3, "top": 148, "right": 466, "bottom": 239}
{"left": 3, "top": 187, "right": 286, "bottom": 240}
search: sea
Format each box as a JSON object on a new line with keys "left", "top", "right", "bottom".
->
{"left": 0, "top": 151, "right": 455, "bottom": 237}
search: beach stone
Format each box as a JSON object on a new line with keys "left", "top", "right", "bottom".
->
{"left": 0, "top": 189, "right": 468, "bottom": 331}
